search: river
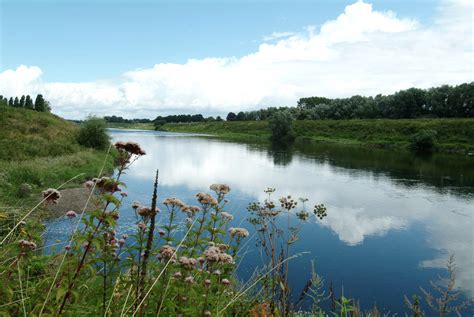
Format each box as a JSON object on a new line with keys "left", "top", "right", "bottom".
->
{"left": 46, "top": 128, "right": 474, "bottom": 314}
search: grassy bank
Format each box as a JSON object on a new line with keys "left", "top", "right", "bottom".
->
{"left": 0, "top": 106, "right": 115, "bottom": 209}
{"left": 106, "top": 122, "right": 155, "bottom": 130}
{"left": 162, "top": 118, "right": 474, "bottom": 153}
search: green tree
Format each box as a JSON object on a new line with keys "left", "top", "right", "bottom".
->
{"left": 268, "top": 110, "right": 295, "bottom": 143}
{"left": 8, "top": 97, "right": 14, "bottom": 107}
{"left": 34, "top": 94, "right": 46, "bottom": 112}
{"left": 77, "top": 117, "right": 110, "bottom": 150}
{"left": 24, "top": 95, "right": 34, "bottom": 109}
{"left": 19, "top": 95, "right": 26, "bottom": 108}
{"left": 13, "top": 97, "right": 20, "bottom": 108}
{"left": 226, "top": 112, "right": 237, "bottom": 121}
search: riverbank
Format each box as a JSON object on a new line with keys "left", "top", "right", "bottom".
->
{"left": 106, "top": 122, "right": 155, "bottom": 130}
{"left": 0, "top": 106, "right": 115, "bottom": 210}
{"left": 161, "top": 118, "right": 474, "bottom": 153}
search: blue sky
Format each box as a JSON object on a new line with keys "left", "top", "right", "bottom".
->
{"left": 1, "top": 0, "right": 435, "bottom": 81}
{"left": 0, "top": 0, "right": 472, "bottom": 118}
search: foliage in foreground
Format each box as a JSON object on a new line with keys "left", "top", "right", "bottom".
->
{"left": 0, "top": 141, "right": 472, "bottom": 316}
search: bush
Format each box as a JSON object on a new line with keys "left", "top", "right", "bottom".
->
{"left": 411, "top": 129, "right": 437, "bottom": 152}
{"left": 77, "top": 117, "right": 110, "bottom": 150}
{"left": 269, "top": 110, "right": 295, "bottom": 143}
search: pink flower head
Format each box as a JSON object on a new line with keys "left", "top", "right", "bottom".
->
{"left": 120, "top": 192, "right": 128, "bottom": 197}
{"left": 66, "top": 210, "right": 77, "bottom": 218}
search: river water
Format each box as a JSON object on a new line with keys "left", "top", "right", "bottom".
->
{"left": 46, "top": 128, "right": 474, "bottom": 314}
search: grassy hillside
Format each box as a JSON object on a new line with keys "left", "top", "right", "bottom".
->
{"left": 162, "top": 118, "right": 474, "bottom": 153}
{"left": 0, "top": 106, "right": 115, "bottom": 208}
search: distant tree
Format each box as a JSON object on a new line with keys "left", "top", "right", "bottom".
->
{"left": 13, "top": 97, "right": 20, "bottom": 108}
{"left": 20, "top": 95, "right": 26, "bottom": 108}
{"left": 0, "top": 96, "right": 7, "bottom": 107}
{"left": 215, "top": 116, "right": 223, "bottom": 122}
{"left": 8, "top": 97, "right": 14, "bottom": 107}
{"left": 268, "top": 110, "right": 295, "bottom": 143}
{"left": 24, "top": 95, "right": 34, "bottom": 109}
{"left": 34, "top": 94, "right": 47, "bottom": 112}
{"left": 236, "top": 111, "right": 246, "bottom": 121}
{"left": 226, "top": 112, "right": 237, "bottom": 121}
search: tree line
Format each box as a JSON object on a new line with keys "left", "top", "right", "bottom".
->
{"left": 226, "top": 82, "right": 473, "bottom": 121}
{"left": 0, "top": 94, "right": 51, "bottom": 112}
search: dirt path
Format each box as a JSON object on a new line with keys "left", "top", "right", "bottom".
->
{"left": 47, "top": 188, "right": 95, "bottom": 218}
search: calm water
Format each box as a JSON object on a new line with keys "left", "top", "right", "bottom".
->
{"left": 46, "top": 129, "right": 474, "bottom": 313}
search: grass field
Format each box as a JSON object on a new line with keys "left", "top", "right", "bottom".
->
{"left": 162, "top": 118, "right": 474, "bottom": 153}
{"left": 106, "top": 122, "right": 155, "bottom": 130}
{"left": 0, "top": 106, "right": 115, "bottom": 208}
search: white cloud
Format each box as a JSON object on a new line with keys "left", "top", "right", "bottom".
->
{"left": 263, "top": 31, "right": 295, "bottom": 42}
{"left": 0, "top": 0, "right": 472, "bottom": 119}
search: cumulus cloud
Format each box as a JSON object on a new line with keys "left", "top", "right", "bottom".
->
{"left": 0, "top": 0, "right": 472, "bottom": 119}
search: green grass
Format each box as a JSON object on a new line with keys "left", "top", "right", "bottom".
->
{"left": 106, "top": 122, "right": 155, "bottom": 130}
{"left": 0, "top": 106, "right": 115, "bottom": 209}
{"left": 162, "top": 118, "right": 474, "bottom": 153}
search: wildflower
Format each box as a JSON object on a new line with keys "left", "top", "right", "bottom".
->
{"left": 228, "top": 227, "right": 249, "bottom": 238}
{"left": 296, "top": 210, "right": 310, "bottom": 221}
{"left": 120, "top": 192, "right": 128, "bottom": 197}
{"left": 118, "top": 239, "right": 125, "bottom": 247}
{"left": 220, "top": 212, "right": 233, "bottom": 221}
{"left": 65, "top": 245, "right": 71, "bottom": 251}
{"left": 42, "top": 188, "right": 61, "bottom": 204}
{"left": 314, "top": 204, "right": 328, "bottom": 220}
{"left": 204, "top": 279, "right": 211, "bottom": 288}
{"left": 107, "top": 211, "right": 119, "bottom": 220}
{"left": 83, "top": 180, "right": 94, "bottom": 190}
{"left": 185, "top": 218, "right": 193, "bottom": 225}
{"left": 163, "top": 197, "right": 185, "bottom": 208}
{"left": 210, "top": 184, "right": 231, "bottom": 195}
{"left": 213, "top": 269, "right": 222, "bottom": 275}
{"left": 114, "top": 141, "right": 146, "bottom": 156}
{"left": 279, "top": 195, "right": 297, "bottom": 210}
{"left": 203, "top": 246, "right": 234, "bottom": 264}
{"left": 94, "top": 177, "right": 120, "bottom": 193}
{"left": 137, "top": 221, "right": 146, "bottom": 230}
{"left": 173, "top": 271, "right": 182, "bottom": 279}
{"left": 137, "top": 206, "right": 152, "bottom": 217}
{"left": 181, "top": 205, "right": 200, "bottom": 215}
{"left": 216, "top": 243, "right": 230, "bottom": 251}
{"left": 158, "top": 229, "right": 166, "bottom": 236}
{"left": 179, "top": 256, "right": 197, "bottom": 270}
{"left": 159, "top": 245, "right": 177, "bottom": 260}
{"left": 122, "top": 234, "right": 128, "bottom": 240}
{"left": 222, "top": 278, "right": 231, "bottom": 286}
{"left": 66, "top": 210, "right": 77, "bottom": 219}
{"left": 18, "top": 239, "right": 36, "bottom": 250}
{"left": 196, "top": 192, "right": 218, "bottom": 206}
{"left": 184, "top": 276, "right": 194, "bottom": 284}
{"left": 131, "top": 201, "right": 141, "bottom": 209}
{"left": 204, "top": 311, "right": 212, "bottom": 317}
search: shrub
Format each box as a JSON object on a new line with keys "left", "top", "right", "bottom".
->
{"left": 77, "top": 117, "right": 110, "bottom": 150}
{"left": 269, "top": 110, "right": 295, "bottom": 143}
{"left": 411, "top": 129, "right": 437, "bottom": 152}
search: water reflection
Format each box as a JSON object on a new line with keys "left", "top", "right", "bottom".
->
{"left": 108, "top": 130, "right": 473, "bottom": 299}
{"left": 46, "top": 129, "right": 474, "bottom": 313}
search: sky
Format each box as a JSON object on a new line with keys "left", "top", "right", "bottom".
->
{"left": 0, "top": 0, "right": 472, "bottom": 119}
